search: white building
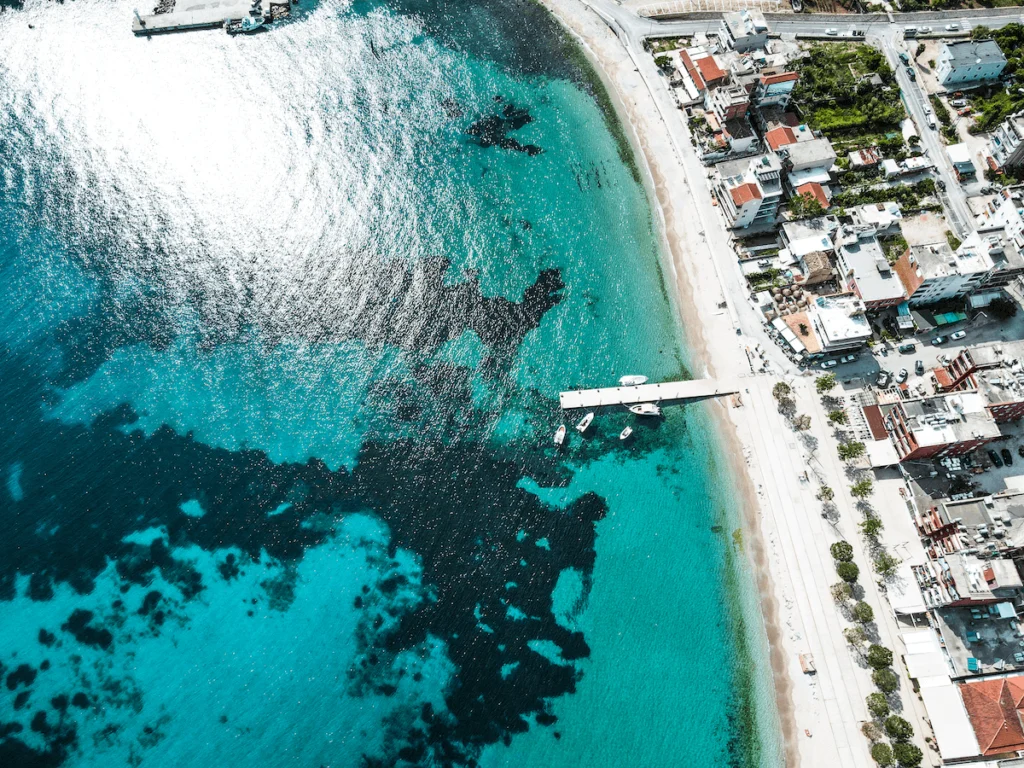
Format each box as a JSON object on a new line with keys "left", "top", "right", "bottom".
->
{"left": 835, "top": 230, "right": 907, "bottom": 310}
{"left": 895, "top": 239, "right": 992, "bottom": 306}
{"left": 715, "top": 154, "right": 783, "bottom": 230}
{"left": 989, "top": 111, "right": 1024, "bottom": 172}
{"left": 937, "top": 40, "right": 1006, "bottom": 88}
{"left": 808, "top": 295, "right": 872, "bottom": 353}
{"left": 719, "top": 10, "right": 768, "bottom": 53}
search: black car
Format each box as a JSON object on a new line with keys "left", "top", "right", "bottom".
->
{"left": 989, "top": 449, "right": 1004, "bottom": 468}
{"left": 1003, "top": 448, "right": 1014, "bottom": 466}
{"left": 937, "top": 179, "right": 947, "bottom": 191}
{"left": 1018, "top": 445, "right": 1024, "bottom": 459}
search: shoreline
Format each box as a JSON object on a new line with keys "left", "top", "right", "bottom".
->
{"left": 537, "top": 1, "right": 800, "bottom": 764}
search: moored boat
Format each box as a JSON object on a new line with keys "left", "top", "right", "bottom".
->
{"left": 628, "top": 403, "right": 661, "bottom": 417}
{"left": 554, "top": 425, "right": 566, "bottom": 445}
{"left": 619, "top": 426, "right": 633, "bottom": 440}
{"left": 619, "top": 375, "right": 647, "bottom": 386}
{"left": 575, "top": 412, "right": 594, "bottom": 433}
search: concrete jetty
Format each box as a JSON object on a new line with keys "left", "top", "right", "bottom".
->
{"left": 558, "top": 378, "right": 738, "bottom": 410}
{"left": 132, "top": 0, "right": 287, "bottom": 35}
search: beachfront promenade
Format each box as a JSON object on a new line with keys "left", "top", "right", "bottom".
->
{"left": 558, "top": 378, "right": 738, "bottom": 409}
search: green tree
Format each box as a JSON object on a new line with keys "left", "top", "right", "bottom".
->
{"left": 817, "top": 485, "right": 835, "bottom": 502}
{"left": 892, "top": 742, "right": 922, "bottom": 767}
{"left": 654, "top": 54, "right": 673, "bottom": 70}
{"left": 989, "top": 297, "right": 1019, "bottom": 320}
{"left": 871, "top": 742, "right": 894, "bottom": 767}
{"left": 851, "top": 479, "right": 874, "bottom": 498}
{"left": 816, "top": 374, "right": 837, "bottom": 394}
{"left": 867, "top": 644, "right": 894, "bottom": 670}
{"left": 844, "top": 625, "right": 867, "bottom": 649}
{"left": 866, "top": 692, "right": 890, "bottom": 719}
{"left": 837, "top": 561, "right": 860, "bottom": 583}
{"left": 830, "top": 541, "right": 855, "bottom": 562}
{"left": 853, "top": 600, "right": 875, "bottom": 623}
{"left": 885, "top": 715, "right": 913, "bottom": 742}
{"left": 872, "top": 667, "right": 898, "bottom": 693}
{"left": 772, "top": 381, "right": 792, "bottom": 400}
{"left": 874, "top": 551, "right": 900, "bottom": 577}
{"left": 789, "top": 190, "right": 825, "bottom": 220}
{"left": 831, "top": 581, "right": 853, "bottom": 603}
{"left": 828, "top": 409, "right": 848, "bottom": 425}
{"left": 861, "top": 517, "right": 884, "bottom": 537}
{"left": 838, "top": 441, "right": 866, "bottom": 461}
{"left": 793, "top": 414, "right": 812, "bottom": 431}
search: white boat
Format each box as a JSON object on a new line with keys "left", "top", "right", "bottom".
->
{"left": 628, "top": 403, "right": 661, "bottom": 417}
{"left": 554, "top": 425, "right": 566, "bottom": 445}
{"left": 575, "top": 412, "right": 594, "bottom": 433}
{"left": 225, "top": 14, "right": 264, "bottom": 33}
{"left": 619, "top": 375, "right": 648, "bottom": 386}
{"left": 619, "top": 426, "right": 633, "bottom": 440}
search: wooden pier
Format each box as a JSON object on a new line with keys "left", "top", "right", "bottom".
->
{"left": 132, "top": 0, "right": 284, "bottom": 35}
{"left": 559, "top": 379, "right": 738, "bottom": 410}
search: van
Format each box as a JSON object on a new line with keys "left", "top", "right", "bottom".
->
{"left": 905, "top": 26, "right": 918, "bottom": 37}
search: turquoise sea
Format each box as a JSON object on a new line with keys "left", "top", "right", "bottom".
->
{"left": 0, "top": 0, "right": 782, "bottom": 765}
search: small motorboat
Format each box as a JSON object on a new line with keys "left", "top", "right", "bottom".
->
{"left": 619, "top": 375, "right": 648, "bottom": 386}
{"left": 619, "top": 426, "right": 633, "bottom": 440}
{"left": 628, "top": 403, "right": 661, "bottom": 417}
{"left": 576, "top": 412, "right": 594, "bottom": 433}
{"left": 554, "top": 425, "right": 566, "bottom": 445}
{"left": 225, "top": 14, "right": 264, "bottom": 33}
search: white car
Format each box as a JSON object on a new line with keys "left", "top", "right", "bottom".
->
{"left": 896, "top": 368, "right": 909, "bottom": 384}
{"left": 840, "top": 354, "right": 857, "bottom": 364}
{"left": 820, "top": 359, "right": 838, "bottom": 369}
{"left": 945, "top": 23, "right": 959, "bottom": 31}
{"left": 825, "top": 28, "right": 838, "bottom": 35}
{"left": 950, "top": 330, "right": 967, "bottom": 340}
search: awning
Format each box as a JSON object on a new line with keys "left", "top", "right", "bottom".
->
{"left": 997, "top": 601, "right": 1018, "bottom": 619}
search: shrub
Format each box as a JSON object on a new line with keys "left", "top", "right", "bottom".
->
{"left": 818, "top": 485, "right": 835, "bottom": 502}
{"left": 831, "top": 541, "right": 855, "bottom": 562}
{"left": 654, "top": 54, "right": 673, "bottom": 70}
{"left": 946, "top": 230, "right": 962, "bottom": 251}
{"left": 892, "top": 742, "right": 923, "bottom": 767}
{"left": 844, "top": 626, "right": 867, "bottom": 648}
{"left": 853, "top": 600, "right": 875, "bottom": 623}
{"left": 867, "top": 644, "right": 894, "bottom": 670}
{"left": 885, "top": 715, "right": 914, "bottom": 742}
{"left": 871, "top": 742, "right": 894, "bottom": 767}
{"left": 863, "top": 721, "right": 884, "bottom": 742}
{"left": 867, "top": 692, "right": 890, "bottom": 718}
{"left": 873, "top": 667, "right": 898, "bottom": 693}
{"left": 837, "top": 561, "right": 860, "bottom": 583}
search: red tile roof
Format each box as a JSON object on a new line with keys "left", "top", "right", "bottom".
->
{"left": 961, "top": 676, "right": 1024, "bottom": 756}
{"left": 796, "top": 182, "right": 829, "bottom": 209}
{"left": 862, "top": 405, "right": 888, "bottom": 441}
{"left": 678, "top": 50, "right": 706, "bottom": 91}
{"left": 765, "top": 126, "right": 797, "bottom": 151}
{"left": 730, "top": 182, "right": 761, "bottom": 207}
{"left": 761, "top": 71, "right": 799, "bottom": 85}
{"left": 695, "top": 55, "right": 727, "bottom": 84}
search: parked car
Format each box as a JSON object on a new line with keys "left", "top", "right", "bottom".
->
{"left": 899, "top": 52, "right": 910, "bottom": 64}
{"left": 820, "top": 359, "right": 838, "bottom": 369}
{"left": 915, "top": 360, "right": 925, "bottom": 375}
{"left": 840, "top": 354, "right": 857, "bottom": 363}
{"left": 951, "top": 330, "right": 967, "bottom": 340}
{"left": 931, "top": 336, "right": 947, "bottom": 345}
{"left": 852, "top": 29, "right": 865, "bottom": 37}
{"left": 921, "top": 26, "right": 933, "bottom": 34}
{"left": 825, "top": 28, "right": 838, "bottom": 35}
{"left": 989, "top": 449, "right": 1004, "bottom": 468}
{"left": 939, "top": 353, "right": 952, "bottom": 366}
{"left": 898, "top": 342, "right": 916, "bottom": 353}
{"left": 906, "top": 67, "right": 917, "bottom": 81}
{"left": 896, "top": 368, "right": 909, "bottom": 383}
{"left": 950, "top": 99, "right": 967, "bottom": 108}
{"left": 957, "top": 106, "right": 972, "bottom": 116}
{"left": 1018, "top": 445, "right": 1024, "bottom": 459}
{"left": 876, "top": 371, "right": 892, "bottom": 388}
{"left": 937, "top": 179, "right": 947, "bottom": 191}
{"left": 1002, "top": 448, "right": 1014, "bottom": 466}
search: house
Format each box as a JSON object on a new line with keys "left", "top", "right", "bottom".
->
{"left": 751, "top": 71, "right": 798, "bottom": 109}
{"left": 807, "top": 294, "right": 872, "bottom": 353}
{"left": 881, "top": 392, "right": 1001, "bottom": 461}
{"left": 989, "top": 111, "right": 1024, "bottom": 172}
{"left": 779, "top": 216, "right": 839, "bottom": 261}
{"left": 894, "top": 239, "right": 992, "bottom": 306}
{"left": 848, "top": 202, "right": 903, "bottom": 236}
{"left": 764, "top": 125, "right": 797, "bottom": 151}
{"left": 948, "top": 143, "right": 977, "bottom": 179}
{"left": 796, "top": 250, "right": 833, "bottom": 286}
{"left": 937, "top": 40, "right": 1007, "bottom": 88}
{"left": 835, "top": 230, "right": 907, "bottom": 310}
{"left": 719, "top": 9, "right": 768, "bottom": 53}
{"left": 961, "top": 675, "right": 1024, "bottom": 757}
{"left": 848, "top": 147, "right": 882, "bottom": 169}
{"left": 706, "top": 84, "right": 750, "bottom": 123}
{"left": 794, "top": 182, "right": 829, "bottom": 210}
{"left": 715, "top": 154, "right": 783, "bottom": 230}
{"left": 779, "top": 137, "right": 837, "bottom": 194}
{"left": 934, "top": 340, "right": 1024, "bottom": 422}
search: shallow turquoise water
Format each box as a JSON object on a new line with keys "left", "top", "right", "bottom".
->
{"left": 0, "top": 0, "right": 780, "bottom": 765}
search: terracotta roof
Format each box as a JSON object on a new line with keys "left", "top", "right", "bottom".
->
{"left": 678, "top": 50, "right": 706, "bottom": 91}
{"left": 729, "top": 182, "right": 762, "bottom": 207}
{"left": 961, "top": 677, "right": 1024, "bottom": 756}
{"left": 695, "top": 55, "right": 727, "bottom": 83}
{"left": 761, "top": 71, "right": 799, "bottom": 85}
{"left": 796, "top": 182, "right": 829, "bottom": 209}
{"left": 933, "top": 366, "right": 955, "bottom": 390}
{"left": 765, "top": 126, "right": 797, "bottom": 151}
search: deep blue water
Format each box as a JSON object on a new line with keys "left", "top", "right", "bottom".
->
{"left": 0, "top": 0, "right": 781, "bottom": 765}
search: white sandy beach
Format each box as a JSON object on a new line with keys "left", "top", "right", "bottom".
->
{"left": 538, "top": 2, "right": 940, "bottom": 765}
